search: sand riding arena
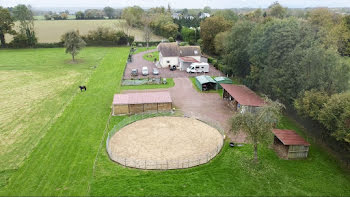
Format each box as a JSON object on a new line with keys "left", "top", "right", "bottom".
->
{"left": 107, "top": 116, "right": 224, "bottom": 170}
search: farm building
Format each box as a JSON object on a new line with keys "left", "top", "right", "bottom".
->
{"left": 112, "top": 91, "right": 172, "bottom": 115}
{"left": 195, "top": 75, "right": 217, "bottom": 91}
{"left": 214, "top": 77, "right": 233, "bottom": 89}
{"left": 179, "top": 56, "right": 199, "bottom": 71}
{"left": 272, "top": 129, "right": 310, "bottom": 159}
{"left": 221, "top": 84, "right": 265, "bottom": 113}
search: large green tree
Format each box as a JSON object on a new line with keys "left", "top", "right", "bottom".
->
{"left": 0, "top": 6, "right": 15, "bottom": 47}
{"left": 268, "top": 2, "right": 287, "bottom": 18}
{"left": 62, "top": 31, "right": 86, "bottom": 62}
{"left": 12, "top": 4, "right": 37, "bottom": 47}
{"left": 104, "top": 7, "right": 115, "bottom": 19}
{"left": 231, "top": 99, "right": 284, "bottom": 163}
{"left": 121, "top": 6, "right": 144, "bottom": 27}
{"left": 222, "top": 20, "right": 256, "bottom": 77}
{"left": 200, "top": 16, "right": 232, "bottom": 54}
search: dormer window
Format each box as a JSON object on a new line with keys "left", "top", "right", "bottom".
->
{"left": 194, "top": 50, "right": 198, "bottom": 55}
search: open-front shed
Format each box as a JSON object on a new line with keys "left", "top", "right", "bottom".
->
{"left": 112, "top": 91, "right": 172, "bottom": 115}
{"left": 195, "top": 75, "right": 217, "bottom": 91}
{"left": 221, "top": 84, "right": 265, "bottom": 113}
{"left": 214, "top": 77, "right": 233, "bottom": 89}
{"left": 272, "top": 129, "right": 310, "bottom": 159}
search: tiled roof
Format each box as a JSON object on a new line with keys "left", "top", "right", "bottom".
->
{"left": 179, "top": 46, "right": 201, "bottom": 57}
{"left": 221, "top": 84, "right": 265, "bottom": 107}
{"left": 158, "top": 42, "right": 180, "bottom": 57}
{"left": 273, "top": 129, "right": 310, "bottom": 146}
{"left": 113, "top": 91, "right": 172, "bottom": 105}
{"left": 179, "top": 56, "right": 199, "bottom": 63}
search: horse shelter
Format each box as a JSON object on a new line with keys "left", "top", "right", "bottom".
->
{"left": 195, "top": 75, "right": 217, "bottom": 91}
{"left": 272, "top": 129, "right": 310, "bottom": 159}
{"left": 112, "top": 91, "right": 172, "bottom": 115}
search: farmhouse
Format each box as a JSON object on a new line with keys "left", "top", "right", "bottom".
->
{"left": 221, "top": 84, "right": 265, "bottom": 113}
{"left": 157, "top": 42, "right": 202, "bottom": 69}
{"left": 112, "top": 91, "right": 172, "bottom": 115}
{"left": 195, "top": 75, "right": 217, "bottom": 91}
{"left": 273, "top": 129, "right": 310, "bottom": 159}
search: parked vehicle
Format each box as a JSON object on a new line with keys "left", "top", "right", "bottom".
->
{"left": 152, "top": 68, "right": 159, "bottom": 75}
{"left": 142, "top": 67, "right": 149, "bottom": 76}
{"left": 170, "top": 65, "right": 176, "bottom": 71}
{"left": 131, "top": 68, "right": 138, "bottom": 76}
{"left": 186, "top": 63, "right": 209, "bottom": 73}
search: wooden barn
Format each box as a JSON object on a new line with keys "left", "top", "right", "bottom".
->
{"left": 272, "top": 129, "right": 310, "bottom": 159}
{"left": 221, "top": 84, "right": 265, "bottom": 113}
{"left": 112, "top": 91, "right": 172, "bottom": 115}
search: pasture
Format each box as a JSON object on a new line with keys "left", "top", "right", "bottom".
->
{"left": 5, "top": 19, "right": 163, "bottom": 43}
{"left": 0, "top": 47, "right": 349, "bottom": 196}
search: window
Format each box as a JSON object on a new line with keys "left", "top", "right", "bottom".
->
{"left": 166, "top": 60, "right": 170, "bottom": 63}
{"left": 194, "top": 50, "right": 198, "bottom": 55}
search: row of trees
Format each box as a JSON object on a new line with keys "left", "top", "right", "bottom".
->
{"left": 199, "top": 3, "right": 350, "bottom": 148}
{"left": 0, "top": 5, "right": 37, "bottom": 47}
{"left": 75, "top": 7, "right": 122, "bottom": 20}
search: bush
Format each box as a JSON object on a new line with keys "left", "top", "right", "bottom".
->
{"left": 179, "top": 42, "right": 189, "bottom": 46}
{"left": 81, "top": 27, "right": 134, "bottom": 46}
{"left": 168, "top": 37, "right": 175, "bottom": 42}
{"left": 294, "top": 90, "right": 330, "bottom": 120}
{"left": 9, "top": 33, "right": 37, "bottom": 48}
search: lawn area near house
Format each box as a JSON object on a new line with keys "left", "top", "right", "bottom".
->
{"left": 90, "top": 116, "right": 350, "bottom": 196}
{"left": 121, "top": 78, "right": 174, "bottom": 91}
{"left": 0, "top": 47, "right": 130, "bottom": 196}
{"left": 143, "top": 51, "right": 159, "bottom": 62}
{"left": 0, "top": 47, "right": 115, "bottom": 189}
{"left": 134, "top": 46, "right": 157, "bottom": 54}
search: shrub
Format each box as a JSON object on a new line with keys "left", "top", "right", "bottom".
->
{"left": 168, "top": 37, "right": 175, "bottom": 42}
{"left": 294, "top": 90, "right": 330, "bottom": 120}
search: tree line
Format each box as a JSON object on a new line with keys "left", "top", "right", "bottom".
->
{"left": 199, "top": 2, "right": 350, "bottom": 146}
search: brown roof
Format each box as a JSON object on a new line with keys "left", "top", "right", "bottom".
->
{"left": 273, "top": 129, "right": 310, "bottom": 146}
{"left": 179, "top": 56, "right": 199, "bottom": 63}
{"left": 113, "top": 91, "right": 172, "bottom": 105}
{"left": 179, "top": 46, "right": 201, "bottom": 57}
{"left": 158, "top": 42, "right": 179, "bottom": 57}
{"left": 221, "top": 84, "right": 265, "bottom": 107}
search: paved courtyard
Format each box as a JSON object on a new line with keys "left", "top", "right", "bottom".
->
{"left": 123, "top": 49, "right": 224, "bottom": 79}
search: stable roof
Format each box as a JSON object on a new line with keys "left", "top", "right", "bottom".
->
{"left": 179, "top": 56, "right": 199, "bottom": 63}
{"left": 113, "top": 91, "right": 172, "bottom": 105}
{"left": 214, "top": 77, "right": 232, "bottom": 83}
{"left": 221, "top": 84, "right": 265, "bottom": 107}
{"left": 195, "top": 75, "right": 216, "bottom": 84}
{"left": 273, "top": 129, "right": 310, "bottom": 146}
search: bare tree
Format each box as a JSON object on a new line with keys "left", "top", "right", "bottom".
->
{"left": 231, "top": 99, "right": 284, "bottom": 163}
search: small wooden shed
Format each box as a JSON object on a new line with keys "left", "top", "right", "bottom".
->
{"left": 214, "top": 77, "right": 233, "bottom": 89}
{"left": 112, "top": 91, "right": 172, "bottom": 115}
{"left": 195, "top": 75, "right": 217, "bottom": 91}
{"left": 272, "top": 129, "right": 310, "bottom": 159}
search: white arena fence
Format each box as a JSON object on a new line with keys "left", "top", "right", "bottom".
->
{"left": 106, "top": 111, "right": 225, "bottom": 170}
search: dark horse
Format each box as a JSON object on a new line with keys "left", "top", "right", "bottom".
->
{"left": 79, "top": 86, "right": 87, "bottom": 92}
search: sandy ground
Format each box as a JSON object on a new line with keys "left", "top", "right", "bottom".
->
{"left": 109, "top": 117, "right": 223, "bottom": 166}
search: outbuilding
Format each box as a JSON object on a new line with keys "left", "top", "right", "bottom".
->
{"left": 195, "top": 75, "right": 217, "bottom": 91}
{"left": 179, "top": 56, "right": 199, "bottom": 71}
{"left": 221, "top": 84, "right": 265, "bottom": 113}
{"left": 112, "top": 91, "right": 172, "bottom": 115}
{"left": 272, "top": 129, "right": 310, "bottom": 159}
{"left": 214, "top": 77, "right": 233, "bottom": 89}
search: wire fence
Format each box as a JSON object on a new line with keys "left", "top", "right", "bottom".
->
{"left": 106, "top": 111, "right": 225, "bottom": 170}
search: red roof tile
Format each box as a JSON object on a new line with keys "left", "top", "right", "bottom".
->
{"left": 273, "top": 129, "right": 310, "bottom": 146}
{"left": 221, "top": 84, "right": 265, "bottom": 107}
{"left": 179, "top": 56, "right": 199, "bottom": 63}
{"left": 113, "top": 91, "right": 172, "bottom": 105}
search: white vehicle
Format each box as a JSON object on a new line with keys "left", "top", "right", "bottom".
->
{"left": 142, "top": 66, "right": 149, "bottom": 76}
{"left": 186, "top": 63, "right": 209, "bottom": 73}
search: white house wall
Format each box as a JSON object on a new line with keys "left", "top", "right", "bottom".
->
{"left": 159, "top": 54, "right": 179, "bottom": 68}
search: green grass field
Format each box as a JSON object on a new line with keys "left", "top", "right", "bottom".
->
{"left": 5, "top": 20, "right": 163, "bottom": 43}
{"left": 0, "top": 47, "right": 114, "bottom": 188}
{"left": 143, "top": 51, "right": 159, "bottom": 62}
{"left": 0, "top": 47, "right": 129, "bottom": 195}
{"left": 0, "top": 47, "right": 349, "bottom": 196}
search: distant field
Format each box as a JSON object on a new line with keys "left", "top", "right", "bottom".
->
{"left": 5, "top": 19, "right": 163, "bottom": 43}
{"left": 0, "top": 47, "right": 114, "bottom": 189}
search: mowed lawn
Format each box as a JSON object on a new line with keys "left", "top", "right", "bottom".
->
{"left": 90, "top": 116, "right": 350, "bottom": 196}
{"left": 5, "top": 20, "right": 163, "bottom": 43}
{"left": 0, "top": 47, "right": 114, "bottom": 187}
{"left": 0, "top": 47, "right": 129, "bottom": 196}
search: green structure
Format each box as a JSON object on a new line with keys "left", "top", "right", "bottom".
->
{"left": 195, "top": 75, "right": 217, "bottom": 91}
{"left": 214, "top": 77, "right": 233, "bottom": 89}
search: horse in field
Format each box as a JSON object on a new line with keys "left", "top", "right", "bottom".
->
{"left": 79, "top": 86, "right": 87, "bottom": 92}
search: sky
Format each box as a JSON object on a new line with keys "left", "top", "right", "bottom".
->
{"left": 0, "top": 0, "right": 349, "bottom": 9}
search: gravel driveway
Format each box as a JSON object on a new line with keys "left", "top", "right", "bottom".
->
{"left": 123, "top": 49, "right": 224, "bottom": 79}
